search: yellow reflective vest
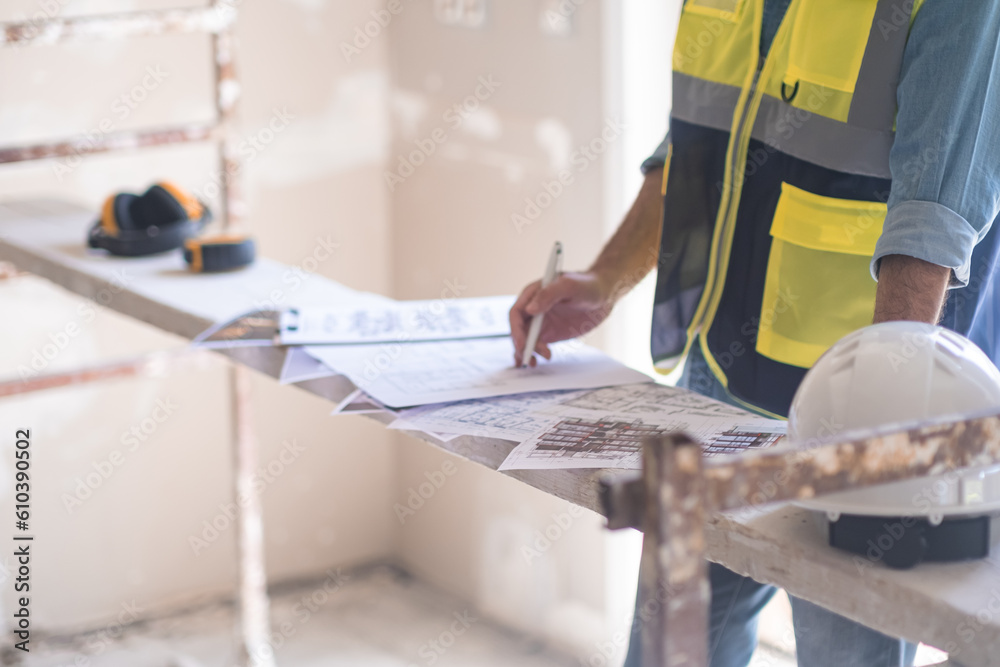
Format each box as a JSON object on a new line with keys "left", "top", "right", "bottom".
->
{"left": 651, "top": 0, "right": 924, "bottom": 417}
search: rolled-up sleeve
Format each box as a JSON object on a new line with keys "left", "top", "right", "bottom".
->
{"left": 872, "top": 0, "right": 1000, "bottom": 287}
{"left": 641, "top": 132, "right": 671, "bottom": 174}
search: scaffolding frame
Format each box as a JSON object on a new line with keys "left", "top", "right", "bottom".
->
{"left": 602, "top": 414, "right": 1000, "bottom": 667}
{"left": 0, "top": 4, "right": 274, "bottom": 666}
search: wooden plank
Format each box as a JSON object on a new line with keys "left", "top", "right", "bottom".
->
{"left": 701, "top": 418, "right": 1000, "bottom": 512}
{"left": 0, "top": 199, "right": 613, "bottom": 514}
{"left": 602, "top": 412, "right": 1000, "bottom": 520}
{"left": 707, "top": 506, "right": 1000, "bottom": 666}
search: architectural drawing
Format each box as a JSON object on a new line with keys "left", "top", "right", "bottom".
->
{"left": 498, "top": 385, "right": 787, "bottom": 471}
{"left": 388, "top": 390, "right": 582, "bottom": 440}
{"left": 702, "top": 427, "right": 784, "bottom": 456}
{"left": 526, "top": 418, "right": 671, "bottom": 463}
{"left": 374, "top": 377, "right": 786, "bottom": 467}
{"left": 543, "top": 382, "right": 752, "bottom": 420}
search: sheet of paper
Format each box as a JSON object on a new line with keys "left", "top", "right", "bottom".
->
{"left": 331, "top": 389, "right": 398, "bottom": 416}
{"left": 280, "top": 295, "right": 515, "bottom": 345}
{"left": 388, "top": 390, "right": 584, "bottom": 441}
{"left": 498, "top": 383, "right": 786, "bottom": 471}
{"left": 304, "top": 338, "right": 652, "bottom": 408}
{"left": 279, "top": 347, "right": 340, "bottom": 385}
{"left": 331, "top": 390, "right": 458, "bottom": 441}
{"left": 530, "top": 382, "right": 754, "bottom": 421}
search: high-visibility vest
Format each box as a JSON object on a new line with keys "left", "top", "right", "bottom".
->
{"left": 651, "top": 0, "right": 931, "bottom": 418}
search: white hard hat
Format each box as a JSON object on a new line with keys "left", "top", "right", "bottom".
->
{"left": 789, "top": 321, "right": 1000, "bottom": 519}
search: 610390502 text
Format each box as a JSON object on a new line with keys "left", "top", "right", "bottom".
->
{"left": 13, "top": 428, "right": 32, "bottom": 653}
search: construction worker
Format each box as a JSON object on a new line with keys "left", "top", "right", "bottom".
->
{"left": 509, "top": 1, "right": 1000, "bottom": 665}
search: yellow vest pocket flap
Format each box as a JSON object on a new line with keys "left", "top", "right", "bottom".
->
{"left": 786, "top": 0, "right": 878, "bottom": 93}
{"left": 771, "top": 182, "right": 886, "bottom": 256}
{"left": 684, "top": 0, "right": 746, "bottom": 21}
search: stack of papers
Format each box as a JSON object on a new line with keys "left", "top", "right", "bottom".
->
{"left": 387, "top": 383, "right": 784, "bottom": 470}
{"left": 497, "top": 383, "right": 785, "bottom": 470}
{"left": 302, "top": 338, "right": 651, "bottom": 408}
{"left": 195, "top": 296, "right": 786, "bottom": 471}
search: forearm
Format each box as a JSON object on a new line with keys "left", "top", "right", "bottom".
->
{"left": 872, "top": 254, "right": 950, "bottom": 324}
{"left": 588, "top": 166, "right": 664, "bottom": 302}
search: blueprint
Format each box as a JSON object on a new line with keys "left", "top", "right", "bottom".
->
{"left": 533, "top": 382, "right": 752, "bottom": 420}
{"left": 280, "top": 295, "right": 515, "bottom": 345}
{"left": 303, "top": 338, "right": 652, "bottom": 408}
{"left": 498, "top": 383, "right": 786, "bottom": 471}
{"left": 387, "top": 390, "right": 585, "bottom": 441}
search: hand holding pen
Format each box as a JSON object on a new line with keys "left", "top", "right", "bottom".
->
{"left": 509, "top": 243, "right": 618, "bottom": 368}
{"left": 518, "top": 241, "right": 562, "bottom": 368}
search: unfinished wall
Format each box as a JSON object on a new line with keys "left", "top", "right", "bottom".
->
{"left": 0, "top": 0, "right": 397, "bottom": 632}
{"left": 385, "top": 0, "right": 634, "bottom": 656}
{"left": 1, "top": 0, "right": 676, "bottom": 661}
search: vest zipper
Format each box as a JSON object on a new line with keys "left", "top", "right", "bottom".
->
{"left": 691, "top": 58, "right": 763, "bottom": 346}
{"left": 690, "top": 0, "right": 791, "bottom": 387}
{"left": 713, "top": 61, "right": 762, "bottom": 281}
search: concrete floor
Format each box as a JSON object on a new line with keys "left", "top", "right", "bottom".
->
{"left": 12, "top": 566, "right": 579, "bottom": 667}
{"left": 7, "top": 565, "right": 947, "bottom": 667}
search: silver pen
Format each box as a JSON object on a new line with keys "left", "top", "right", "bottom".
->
{"left": 520, "top": 241, "right": 563, "bottom": 368}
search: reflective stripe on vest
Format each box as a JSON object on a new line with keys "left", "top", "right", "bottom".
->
{"left": 652, "top": 0, "right": 920, "bottom": 417}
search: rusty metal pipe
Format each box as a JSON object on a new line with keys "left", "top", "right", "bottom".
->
{"left": 1, "top": 5, "right": 234, "bottom": 48}
{"left": 602, "top": 412, "right": 1000, "bottom": 528}
{"left": 0, "top": 125, "right": 218, "bottom": 165}
{"left": 0, "top": 348, "right": 207, "bottom": 399}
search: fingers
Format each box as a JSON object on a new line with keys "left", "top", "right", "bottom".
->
{"left": 521, "top": 342, "right": 552, "bottom": 369}
{"left": 512, "top": 275, "right": 583, "bottom": 367}
{"left": 510, "top": 281, "right": 541, "bottom": 366}
{"left": 525, "top": 274, "right": 580, "bottom": 316}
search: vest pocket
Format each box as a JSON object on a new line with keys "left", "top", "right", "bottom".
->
{"left": 674, "top": 0, "right": 751, "bottom": 87}
{"left": 756, "top": 182, "right": 886, "bottom": 368}
{"left": 785, "top": 1, "right": 878, "bottom": 93}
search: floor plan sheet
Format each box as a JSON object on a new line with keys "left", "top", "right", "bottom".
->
{"left": 498, "top": 383, "right": 786, "bottom": 470}
{"left": 387, "top": 390, "right": 584, "bottom": 441}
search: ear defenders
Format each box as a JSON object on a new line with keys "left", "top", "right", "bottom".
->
{"left": 88, "top": 182, "right": 211, "bottom": 257}
{"left": 88, "top": 182, "right": 255, "bottom": 272}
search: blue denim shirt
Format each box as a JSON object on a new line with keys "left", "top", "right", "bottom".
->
{"left": 644, "top": 0, "right": 1000, "bottom": 362}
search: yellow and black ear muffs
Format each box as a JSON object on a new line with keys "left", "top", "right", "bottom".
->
{"left": 87, "top": 182, "right": 212, "bottom": 257}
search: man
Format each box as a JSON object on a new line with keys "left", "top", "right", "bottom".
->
{"left": 509, "top": 1, "right": 1000, "bottom": 665}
